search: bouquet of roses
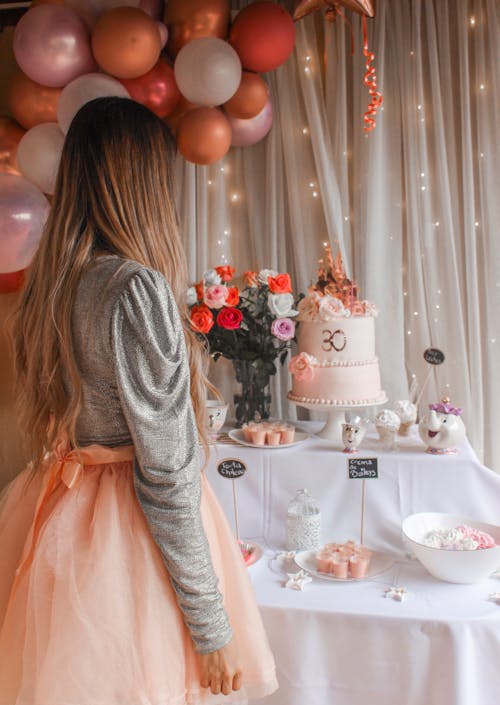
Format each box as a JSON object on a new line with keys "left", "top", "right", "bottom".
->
{"left": 188, "top": 265, "right": 302, "bottom": 423}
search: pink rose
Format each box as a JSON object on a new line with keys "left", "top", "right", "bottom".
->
{"left": 271, "top": 317, "right": 296, "bottom": 341}
{"left": 289, "top": 352, "right": 316, "bottom": 382}
{"left": 203, "top": 284, "right": 228, "bottom": 310}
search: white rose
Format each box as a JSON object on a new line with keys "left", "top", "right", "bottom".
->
{"left": 186, "top": 286, "right": 198, "bottom": 306}
{"left": 203, "top": 269, "right": 222, "bottom": 285}
{"left": 268, "top": 293, "right": 298, "bottom": 318}
{"left": 318, "top": 296, "right": 346, "bottom": 321}
{"left": 258, "top": 268, "right": 278, "bottom": 285}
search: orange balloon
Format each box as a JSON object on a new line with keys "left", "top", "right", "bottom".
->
{"left": 177, "top": 107, "right": 231, "bottom": 165}
{"left": 92, "top": 7, "right": 162, "bottom": 80}
{"left": 0, "top": 117, "right": 25, "bottom": 175}
{"left": 7, "top": 70, "right": 61, "bottom": 130}
{"left": 164, "top": 0, "right": 230, "bottom": 58}
{"left": 165, "top": 94, "right": 197, "bottom": 135}
{"left": 223, "top": 72, "right": 268, "bottom": 119}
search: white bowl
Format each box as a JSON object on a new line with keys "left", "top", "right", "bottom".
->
{"left": 205, "top": 400, "right": 228, "bottom": 432}
{"left": 402, "top": 512, "right": 500, "bottom": 584}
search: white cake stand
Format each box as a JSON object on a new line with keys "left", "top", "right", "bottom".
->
{"left": 289, "top": 395, "right": 387, "bottom": 443}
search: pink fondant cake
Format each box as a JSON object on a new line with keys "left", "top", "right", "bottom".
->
{"left": 288, "top": 248, "right": 386, "bottom": 407}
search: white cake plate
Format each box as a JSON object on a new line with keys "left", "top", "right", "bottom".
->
{"left": 289, "top": 396, "right": 387, "bottom": 443}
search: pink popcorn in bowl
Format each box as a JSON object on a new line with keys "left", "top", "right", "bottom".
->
{"left": 456, "top": 525, "right": 496, "bottom": 549}
{"left": 288, "top": 352, "right": 316, "bottom": 382}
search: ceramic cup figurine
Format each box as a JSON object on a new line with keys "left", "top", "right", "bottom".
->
{"left": 342, "top": 417, "right": 366, "bottom": 454}
{"left": 375, "top": 409, "right": 401, "bottom": 449}
{"left": 205, "top": 399, "right": 229, "bottom": 436}
{"left": 418, "top": 399, "right": 466, "bottom": 454}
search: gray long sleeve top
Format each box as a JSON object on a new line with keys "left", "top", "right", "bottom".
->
{"left": 71, "top": 254, "right": 232, "bottom": 654}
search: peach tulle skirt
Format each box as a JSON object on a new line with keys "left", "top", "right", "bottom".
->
{"left": 0, "top": 445, "right": 277, "bottom": 705}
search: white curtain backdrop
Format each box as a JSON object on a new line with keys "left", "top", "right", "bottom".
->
{"left": 174, "top": 0, "right": 500, "bottom": 471}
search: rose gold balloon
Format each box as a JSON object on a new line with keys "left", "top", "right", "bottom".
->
{"left": 164, "top": 0, "right": 230, "bottom": 58}
{"left": 120, "top": 58, "right": 180, "bottom": 118}
{"left": 92, "top": 7, "right": 162, "bottom": 79}
{"left": 7, "top": 70, "right": 61, "bottom": 130}
{"left": 223, "top": 72, "right": 268, "bottom": 119}
{"left": 0, "top": 117, "right": 25, "bottom": 175}
{"left": 177, "top": 107, "right": 231, "bottom": 165}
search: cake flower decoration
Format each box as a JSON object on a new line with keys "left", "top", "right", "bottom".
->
{"left": 289, "top": 352, "right": 316, "bottom": 382}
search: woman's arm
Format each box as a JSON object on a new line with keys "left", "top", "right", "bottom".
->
{"left": 111, "top": 267, "right": 232, "bottom": 655}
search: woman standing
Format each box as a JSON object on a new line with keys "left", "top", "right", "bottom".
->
{"left": 0, "top": 97, "right": 277, "bottom": 704}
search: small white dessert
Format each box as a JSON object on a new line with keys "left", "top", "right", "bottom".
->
{"left": 393, "top": 400, "right": 417, "bottom": 435}
{"left": 375, "top": 409, "right": 400, "bottom": 447}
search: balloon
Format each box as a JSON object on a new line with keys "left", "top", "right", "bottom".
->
{"left": 91, "top": 7, "right": 162, "bottom": 79}
{"left": 156, "top": 21, "right": 168, "bottom": 49}
{"left": 229, "top": 2, "right": 296, "bottom": 73}
{"left": 7, "top": 70, "right": 61, "bottom": 131}
{"left": 0, "top": 173, "right": 50, "bottom": 274}
{"left": 65, "top": 0, "right": 141, "bottom": 27}
{"left": 140, "top": 0, "right": 163, "bottom": 19}
{"left": 177, "top": 107, "right": 231, "bottom": 165}
{"left": 13, "top": 5, "right": 96, "bottom": 88}
{"left": 293, "top": 0, "right": 375, "bottom": 21}
{"left": 223, "top": 72, "right": 268, "bottom": 119}
{"left": 120, "top": 58, "right": 180, "bottom": 118}
{"left": 0, "top": 117, "right": 25, "bottom": 175}
{"left": 174, "top": 38, "right": 241, "bottom": 107}
{"left": 164, "top": 94, "right": 198, "bottom": 135}
{"left": 228, "top": 99, "right": 273, "bottom": 147}
{"left": 0, "top": 269, "right": 25, "bottom": 295}
{"left": 57, "top": 73, "right": 130, "bottom": 134}
{"left": 164, "top": 0, "right": 230, "bottom": 58}
{"left": 16, "top": 123, "right": 65, "bottom": 195}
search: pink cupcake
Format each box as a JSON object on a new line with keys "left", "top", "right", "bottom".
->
{"left": 266, "top": 429, "right": 281, "bottom": 446}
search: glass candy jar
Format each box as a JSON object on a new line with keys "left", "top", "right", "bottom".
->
{"left": 286, "top": 489, "right": 321, "bottom": 551}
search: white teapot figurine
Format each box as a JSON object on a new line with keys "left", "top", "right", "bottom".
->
{"left": 418, "top": 399, "right": 466, "bottom": 454}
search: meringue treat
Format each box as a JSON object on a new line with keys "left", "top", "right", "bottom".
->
{"left": 375, "top": 409, "right": 400, "bottom": 448}
{"left": 393, "top": 400, "right": 417, "bottom": 435}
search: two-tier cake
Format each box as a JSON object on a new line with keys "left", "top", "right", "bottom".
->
{"left": 288, "top": 248, "right": 386, "bottom": 407}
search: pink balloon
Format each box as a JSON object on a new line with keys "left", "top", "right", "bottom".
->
{"left": 228, "top": 99, "right": 273, "bottom": 147}
{"left": 17, "top": 123, "right": 65, "bottom": 196}
{"left": 156, "top": 21, "right": 168, "bottom": 49}
{"left": 13, "top": 5, "right": 96, "bottom": 89}
{"left": 0, "top": 173, "right": 50, "bottom": 274}
{"left": 57, "top": 73, "right": 130, "bottom": 134}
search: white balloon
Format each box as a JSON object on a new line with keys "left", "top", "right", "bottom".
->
{"left": 57, "top": 73, "right": 130, "bottom": 134}
{"left": 17, "top": 123, "right": 65, "bottom": 195}
{"left": 174, "top": 37, "right": 241, "bottom": 107}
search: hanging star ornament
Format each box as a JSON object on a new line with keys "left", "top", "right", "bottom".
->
{"left": 285, "top": 570, "right": 313, "bottom": 591}
{"left": 489, "top": 592, "right": 500, "bottom": 605}
{"left": 384, "top": 586, "right": 410, "bottom": 602}
{"left": 293, "top": 0, "right": 375, "bottom": 23}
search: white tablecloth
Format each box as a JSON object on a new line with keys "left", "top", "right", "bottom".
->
{"left": 205, "top": 424, "right": 500, "bottom": 705}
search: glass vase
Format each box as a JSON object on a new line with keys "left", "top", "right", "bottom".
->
{"left": 232, "top": 359, "right": 272, "bottom": 427}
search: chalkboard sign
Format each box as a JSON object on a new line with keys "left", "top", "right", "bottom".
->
{"left": 423, "top": 348, "right": 445, "bottom": 365}
{"left": 217, "top": 458, "right": 247, "bottom": 479}
{"left": 348, "top": 457, "right": 378, "bottom": 479}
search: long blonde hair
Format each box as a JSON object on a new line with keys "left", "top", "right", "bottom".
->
{"left": 14, "top": 97, "right": 210, "bottom": 466}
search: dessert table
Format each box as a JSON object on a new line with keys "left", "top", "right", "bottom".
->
{"left": 205, "top": 424, "right": 500, "bottom": 705}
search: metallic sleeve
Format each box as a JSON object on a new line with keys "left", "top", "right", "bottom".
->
{"left": 111, "top": 268, "right": 232, "bottom": 654}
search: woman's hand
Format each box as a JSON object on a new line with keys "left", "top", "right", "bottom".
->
{"left": 198, "top": 638, "right": 243, "bottom": 696}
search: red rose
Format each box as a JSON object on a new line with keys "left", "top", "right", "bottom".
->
{"left": 225, "top": 286, "right": 240, "bottom": 306}
{"left": 216, "top": 306, "right": 243, "bottom": 330}
{"left": 243, "top": 270, "right": 258, "bottom": 287}
{"left": 195, "top": 281, "right": 204, "bottom": 301}
{"left": 215, "top": 265, "right": 236, "bottom": 282}
{"left": 190, "top": 304, "right": 214, "bottom": 334}
{"left": 268, "top": 273, "right": 292, "bottom": 294}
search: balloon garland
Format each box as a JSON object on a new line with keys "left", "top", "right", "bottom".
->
{"left": 0, "top": 0, "right": 297, "bottom": 286}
